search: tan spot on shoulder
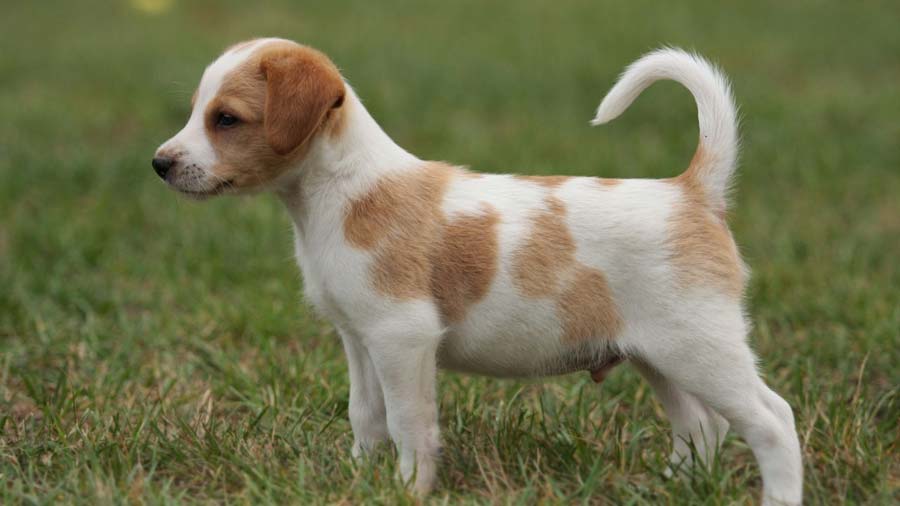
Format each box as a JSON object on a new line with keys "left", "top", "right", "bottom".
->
{"left": 431, "top": 203, "right": 500, "bottom": 322}
{"left": 344, "top": 163, "right": 456, "bottom": 299}
{"left": 343, "top": 163, "right": 455, "bottom": 250}
{"left": 371, "top": 242, "right": 434, "bottom": 299}
{"left": 667, "top": 171, "right": 745, "bottom": 297}
{"left": 558, "top": 266, "right": 622, "bottom": 342}
{"left": 343, "top": 169, "right": 410, "bottom": 250}
{"left": 515, "top": 175, "right": 571, "bottom": 188}
{"left": 512, "top": 197, "right": 576, "bottom": 296}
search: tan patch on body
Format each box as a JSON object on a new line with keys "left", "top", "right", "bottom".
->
{"left": 202, "top": 40, "right": 346, "bottom": 189}
{"left": 667, "top": 148, "right": 745, "bottom": 297}
{"left": 346, "top": 163, "right": 452, "bottom": 299}
{"left": 558, "top": 266, "right": 622, "bottom": 342}
{"left": 343, "top": 164, "right": 450, "bottom": 252}
{"left": 513, "top": 197, "right": 622, "bottom": 342}
{"left": 344, "top": 163, "right": 500, "bottom": 322}
{"left": 431, "top": 204, "right": 501, "bottom": 322}
{"left": 512, "top": 197, "right": 575, "bottom": 296}
{"left": 515, "top": 175, "right": 571, "bottom": 188}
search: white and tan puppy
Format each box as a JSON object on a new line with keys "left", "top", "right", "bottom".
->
{"left": 154, "top": 38, "right": 802, "bottom": 505}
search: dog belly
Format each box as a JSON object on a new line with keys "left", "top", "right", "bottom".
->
{"left": 436, "top": 302, "right": 618, "bottom": 378}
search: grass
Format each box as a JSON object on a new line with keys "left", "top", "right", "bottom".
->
{"left": 1, "top": 0, "right": 898, "bottom": 504}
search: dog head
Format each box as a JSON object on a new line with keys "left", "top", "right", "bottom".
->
{"left": 153, "top": 38, "right": 345, "bottom": 198}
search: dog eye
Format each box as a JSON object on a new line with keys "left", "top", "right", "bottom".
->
{"left": 216, "top": 113, "right": 239, "bottom": 128}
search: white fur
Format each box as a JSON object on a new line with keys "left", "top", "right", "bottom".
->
{"left": 155, "top": 44, "right": 802, "bottom": 504}
{"left": 592, "top": 48, "right": 739, "bottom": 214}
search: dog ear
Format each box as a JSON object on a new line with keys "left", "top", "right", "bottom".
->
{"left": 260, "top": 46, "right": 345, "bottom": 156}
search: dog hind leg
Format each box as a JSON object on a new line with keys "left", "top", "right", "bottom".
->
{"left": 626, "top": 306, "right": 802, "bottom": 505}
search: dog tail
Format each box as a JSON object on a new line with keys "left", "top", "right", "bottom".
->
{"left": 591, "top": 47, "right": 739, "bottom": 213}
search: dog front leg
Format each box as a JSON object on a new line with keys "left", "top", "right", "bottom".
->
{"left": 339, "top": 329, "right": 390, "bottom": 457}
{"left": 363, "top": 315, "right": 443, "bottom": 495}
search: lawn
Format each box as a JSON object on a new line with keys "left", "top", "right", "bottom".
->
{"left": 1, "top": 0, "right": 898, "bottom": 504}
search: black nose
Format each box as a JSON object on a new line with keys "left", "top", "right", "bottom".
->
{"left": 151, "top": 156, "right": 175, "bottom": 179}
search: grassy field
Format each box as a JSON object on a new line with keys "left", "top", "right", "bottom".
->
{"left": 1, "top": 0, "right": 898, "bottom": 504}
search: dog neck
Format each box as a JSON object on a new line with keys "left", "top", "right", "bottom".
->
{"left": 274, "top": 85, "right": 419, "bottom": 241}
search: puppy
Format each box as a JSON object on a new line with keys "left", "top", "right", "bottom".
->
{"left": 154, "top": 38, "right": 803, "bottom": 505}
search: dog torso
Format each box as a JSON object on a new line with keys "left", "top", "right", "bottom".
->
{"left": 284, "top": 155, "right": 742, "bottom": 379}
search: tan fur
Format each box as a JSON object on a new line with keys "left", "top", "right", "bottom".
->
{"left": 343, "top": 165, "right": 450, "bottom": 252}
{"left": 558, "top": 266, "right": 622, "bottom": 343}
{"left": 204, "top": 54, "right": 278, "bottom": 189}
{"left": 204, "top": 41, "right": 346, "bottom": 189}
{"left": 365, "top": 166, "right": 451, "bottom": 299}
{"left": 431, "top": 204, "right": 501, "bottom": 322}
{"left": 324, "top": 91, "right": 348, "bottom": 139}
{"left": 515, "top": 175, "right": 571, "bottom": 188}
{"left": 513, "top": 196, "right": 622, "bottom": 342}
{"left": 667, "top": 147, "right": 745, "bottom": 297}
{"left": 512, "top": 197, "right": 575, "bottom": 297}
{"left": 260, "top": 43, "right": 345, "bottom": 155}
{"left": 516, "top": 175, "right": 619, "bottom": 189}
{"left": 596, "top": 177, "right": 622, "bottom": 188}
{"left": 344, "top": 164, "right": 501, "bottom": 323}
{"left": 344, "top": 163, "right": 451, "bottom": 300}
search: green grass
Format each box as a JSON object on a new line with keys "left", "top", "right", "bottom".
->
{"left": 1, "top": 0, "right": 898, "bottom": 504}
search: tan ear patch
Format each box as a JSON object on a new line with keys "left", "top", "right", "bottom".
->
{"left": 513, "top": 196, "right": 622, "bottom": 342}
{"left": 323, "top": 92, "right": 349, "bottom": 139}
{"left": 260, "top": 45, "right": 346, "bottom": 155}
{"left": 667, "top": 157, "right": 745, "bottom": 297}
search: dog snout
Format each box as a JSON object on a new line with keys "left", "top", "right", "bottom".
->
{"left": 151, "top": 156, "right": 175, "bottom": 179}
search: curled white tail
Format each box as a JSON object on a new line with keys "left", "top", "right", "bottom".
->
{"left": 592, "top": 48, "right": 739, "bottom": 213}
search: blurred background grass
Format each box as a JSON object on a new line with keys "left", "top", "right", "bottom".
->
{"left": 1, "top": 0, "right": 898, "bottom": 504}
